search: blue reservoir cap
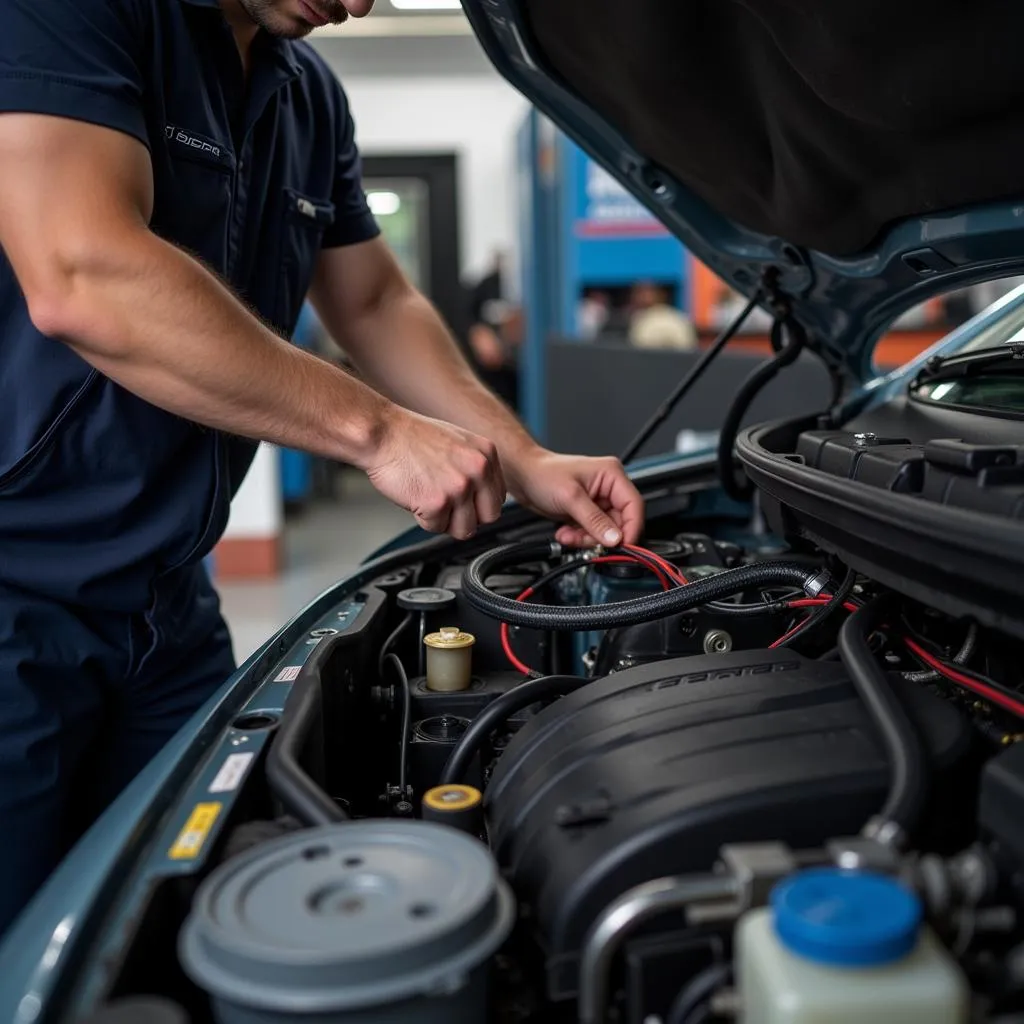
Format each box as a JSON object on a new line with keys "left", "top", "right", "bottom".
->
{"left": 771, "top": 868, "right": 922, "bottom": 967}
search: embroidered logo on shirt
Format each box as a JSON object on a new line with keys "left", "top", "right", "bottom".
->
{"left": 165, "top": 124, "right": 223, "bottom": 159}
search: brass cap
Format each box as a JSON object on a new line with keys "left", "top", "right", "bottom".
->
{"left": 424, "top": 626, "right": 476, "bottom": 650}
{"left": 423, "top": 784, "right": 483, "bottom": 813}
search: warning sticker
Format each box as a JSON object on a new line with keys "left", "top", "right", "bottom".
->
{"left": 274, "top": 665, "right": 301, "bottom": 682}
{"left": 209, "top": 752, "right": 256, "bottom": 794}
{"left": 168, "top": 802, "right": 222, "bottom": 861}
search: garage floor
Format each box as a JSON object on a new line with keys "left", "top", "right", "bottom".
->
{"left": 217, "top": 472, "right": 414, "bottom": 662}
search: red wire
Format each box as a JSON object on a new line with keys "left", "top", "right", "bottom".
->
{"left": 772, "top": 605, "right": 1024, "bottom": 718}
{"left": 501, "top": 617, "right": 535, "bottom": 676}
{"left": 904, "top": 638, "right": 1024, "bottom": 719}
{"left": 624, "top": 544, "right": 689, "bottom": 585}
{"left": 501, "top": 554, "right": 672, "bottom": 676}
{"left": 767, "top": 596, "right": 861, "bottom": 648}
{"left": 769, "top": 619, "right": 809, "bottom": 649}
{"left": 786, "top": 597, "right": 861, "bottom": 613}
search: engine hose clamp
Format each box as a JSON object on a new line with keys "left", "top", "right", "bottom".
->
{"left": 804, "top": 571, "right": 831, "bottom": 598}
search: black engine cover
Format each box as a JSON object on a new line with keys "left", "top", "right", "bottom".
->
{"left": 484, "top": 650, "right": 971, "bottom": 999}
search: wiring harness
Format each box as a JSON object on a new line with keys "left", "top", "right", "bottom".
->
{"left": 463, "top": 541, "right": 827, "bottom": 633}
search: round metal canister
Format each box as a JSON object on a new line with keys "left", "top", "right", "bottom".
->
{"left": 179, "top": 820, "right": 516, "bottom": 1024}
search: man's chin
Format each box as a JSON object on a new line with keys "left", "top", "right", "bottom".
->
{"left": 262, "top": 12, "right": 316, "bottom": 38}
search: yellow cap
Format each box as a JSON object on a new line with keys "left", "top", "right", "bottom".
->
{"left": 423, "top": 784, "right": 483, "bottom": 813}
{"left": 424, "top": 627, "right": 476, "bottom": 650}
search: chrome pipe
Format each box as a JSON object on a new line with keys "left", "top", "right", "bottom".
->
{"left": 577, "top": 873, "right": 741, "bottom": 1024}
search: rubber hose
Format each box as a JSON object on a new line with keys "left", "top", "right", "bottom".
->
{"left": 384, "top": 653, "right": 413, "bottom": 802}
{"left": 440, "top": 674, "right": 588, "bottom": 785}
{"left": 378, "top": 612, "right": 413, "bottom": 676}
{"left": 463, "top": 543, "right": 822, "bottom": 631}
{"left": 703, "top": 598, "right": 793, "bottom": 617}
{"left": 667, "top": 964, "right": 732, "bottom": 1024}
{"left": 839, "top": 598, "right": 929, "bottom": 847}
{"left": 265, "top": 673, "right": 348, "bottom": 826}
{"left": 717, "top": 318, "right": 806, "bottom": 502}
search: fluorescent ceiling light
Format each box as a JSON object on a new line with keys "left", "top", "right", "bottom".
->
{"left": 367, "top": 191, "right": 402, "bottom": 217}
{"left": 390, "top": 0, "right": 462, "bottom": 9}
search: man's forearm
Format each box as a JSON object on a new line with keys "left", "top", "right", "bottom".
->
{"left": 331, "top": 285, "right": 540, "bottom": 468}
{"left": 36, "top": 230, "right": 391, "bottom": 468}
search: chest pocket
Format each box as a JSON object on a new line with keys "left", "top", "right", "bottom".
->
{"left": 277, "top": 188, "right": 335, "bottom": 335}
{"left": 153, "top": 139, "right": 236, "bottom": 277}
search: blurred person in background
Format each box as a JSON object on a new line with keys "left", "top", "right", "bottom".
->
{"left": 628, "top": 281, "right": 699, "bottom": 351}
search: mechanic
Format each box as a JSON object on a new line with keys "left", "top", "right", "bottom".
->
{"left": 0, "top": 0, "right": 644, "bottom": 935}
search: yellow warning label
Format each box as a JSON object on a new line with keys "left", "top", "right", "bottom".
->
{"left": 168, "top": 802, "right": 223, "bottom": 861}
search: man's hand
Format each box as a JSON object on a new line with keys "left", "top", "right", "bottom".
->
{"left": 309, "top": 242, "right": 645, "bottom": 546}
{"left": 365, "top": 406, "right": 506, "bottom": 540}
{"left": 505, "top": 448, "right": 645, "bottom": 549}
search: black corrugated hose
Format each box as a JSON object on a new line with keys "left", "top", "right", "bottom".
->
{"left": 839, "top": 597, "right": 928, "bottom": 848}
{"left": 440, "top": 674, "right": 588, "bottom": 785}
{"left": 461, "top": 542, "right": 826, "bottom": 632}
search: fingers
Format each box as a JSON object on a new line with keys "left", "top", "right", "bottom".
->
{"left": 555, "top": 524, "right": 592, "bottom": 548}
{"left": 447, "top": 504, "right": 479, "bottom": 541}
{"left": 470, "top": 440, "right": 506, "bottom": 529}
{"left": 415, "top": 501, "right": 451, "bottom": 535}
{"left": 607, "top": 471, "right": 646, "bottom": 545}
{"left": 563, "top": 485, "right": 624, "bottom": 548}
{"left": 365, "top": 408, "right": 507, "bottom": 541}
{"left": 426, "top": 439, "right": 504, "bottom": 541}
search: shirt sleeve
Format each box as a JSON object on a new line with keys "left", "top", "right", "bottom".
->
{"left": 322, "top": 78, "right": 380, "bottom": 249}
{"left": 0, "top": 0, "right": 148, "bottom": 150}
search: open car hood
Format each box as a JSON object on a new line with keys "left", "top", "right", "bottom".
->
{"left": 462, "top": 0, "right": 1024, "bottom": 380}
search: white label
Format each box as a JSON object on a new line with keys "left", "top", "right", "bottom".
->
{"left": 274, "top": 665, "right": 301, "bottom": 682}
{"left": 209, "top": 752, "right": 256, "bottom": 794}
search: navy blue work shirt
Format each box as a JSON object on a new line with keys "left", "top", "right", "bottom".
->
{"left": 0, "top": 0, "right": 379, "bottom": 611}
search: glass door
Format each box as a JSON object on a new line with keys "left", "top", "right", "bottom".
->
{"left": 363, "top": 177, "right": 431, "bottom": 292}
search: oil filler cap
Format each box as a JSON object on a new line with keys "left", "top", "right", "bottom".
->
{"left": 771, "top": 868, "right": 922, "bottom": 967}
{"left": 397, "top": 587, "right": 457, "bottom": 612}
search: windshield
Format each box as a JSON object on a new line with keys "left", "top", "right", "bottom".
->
{"left": 914, "top": 375, "right": 1024, "bottom": 415}
{"left": 953, "top": 281, "right": 1024, "bottom": 354}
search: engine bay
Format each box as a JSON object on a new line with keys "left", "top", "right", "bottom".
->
{"left": 84, "top": 418, "right": 1024, "bottom": 1024}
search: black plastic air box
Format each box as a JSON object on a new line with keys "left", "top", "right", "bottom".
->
{"left": 484, "top": 650, "right": 972, "bottom": 1000}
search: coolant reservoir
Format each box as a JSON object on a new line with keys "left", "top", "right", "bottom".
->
{"left": 736, "top": 868, "right": 968, "bottom": 1024}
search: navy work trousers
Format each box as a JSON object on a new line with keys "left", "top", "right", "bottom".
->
{"left": 0, "top": 565, "right": 235, "bottom": 937}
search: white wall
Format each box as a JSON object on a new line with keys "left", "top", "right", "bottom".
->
{"left": 313, "top": 38, "right": 529, "bottom": 282}
{"left": 223, "top": 443, "right": 283, "bottom": 539}
{"left": 344, "top": 77, "right": 526, "bottom": 281}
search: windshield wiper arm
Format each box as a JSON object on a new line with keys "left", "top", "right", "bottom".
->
{"left": 913, "top": 342, "right": 1024, "bottom": 386}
